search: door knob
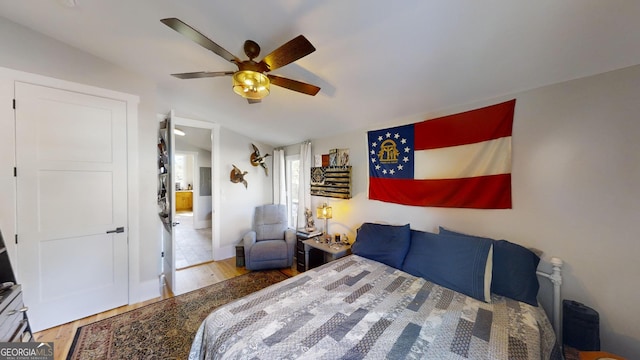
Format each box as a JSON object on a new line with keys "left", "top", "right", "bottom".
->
{"left": 106, "top": 227, "right": 124, "bottom": 234}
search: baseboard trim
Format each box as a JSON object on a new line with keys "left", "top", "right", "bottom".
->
{"left": 130, "top": 278, "right": 160, "bottom": 304}
{"left": 213, "top": 245, "right": 235, "bottom": 261}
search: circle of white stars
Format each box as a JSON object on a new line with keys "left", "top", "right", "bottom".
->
{"left": 369, "top": 131, "right": 412, "bottom": 175}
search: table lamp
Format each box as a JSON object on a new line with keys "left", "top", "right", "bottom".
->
{"left": 316, "top": 203, "right": 332, "bottom": 241}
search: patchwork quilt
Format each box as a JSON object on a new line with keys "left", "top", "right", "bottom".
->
{"left": 189, "top": 255, "right": 561, "bottom": 359}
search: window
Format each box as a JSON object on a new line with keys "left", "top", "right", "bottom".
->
{"left": 286, "top": 154, "right": 300, "bottom": 228}
{"left": 174, "top": 154, "right": 185, "bottom": 189}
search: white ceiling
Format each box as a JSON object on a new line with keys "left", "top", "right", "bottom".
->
{"left": 1, "top": 0, "right": 639, "bottom": 146}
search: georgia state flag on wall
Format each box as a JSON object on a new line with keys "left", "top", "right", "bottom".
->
{"left": 368, "top": 99, "right": 515, "bottom": 209}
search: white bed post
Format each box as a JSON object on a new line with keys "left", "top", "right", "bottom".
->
{"left": 537, "top": 257, "right": 563, "bottom": 344}
{"left": 549, "top": 257, "right": 563, "bottom": 344}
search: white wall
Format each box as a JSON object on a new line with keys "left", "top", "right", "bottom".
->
{"left": 0, "top": 16, "right": 160, "bottom": 301}
{"left": 307, "top": 64, "right": 640, "bottom": 358}
{"left": 215, "top": 128, "right": 273, "bottom": 259}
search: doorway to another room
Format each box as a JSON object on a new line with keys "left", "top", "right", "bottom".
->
{"left": 174, "top": 211, "right": 212, "bottom": 268}
{"left": 173, "top": 126, "right": 214, "bottom": 269}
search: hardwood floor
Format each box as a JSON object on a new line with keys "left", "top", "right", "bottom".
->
{"left": 34, "top": 257, "right": 298, "bottom": 360}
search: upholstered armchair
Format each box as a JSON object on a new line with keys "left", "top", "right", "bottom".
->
{"left": 243, "top": 204, "right": 296, "bottom": 271}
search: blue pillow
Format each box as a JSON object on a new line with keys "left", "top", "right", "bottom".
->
{"left": 402, "top": 230, "right": 493, "bottom": 302}
{"left": 439, "top": 227, "right": 541, "bottom": 306}
{"left": 352, "top": 223, "right": 411, "bottom": 269}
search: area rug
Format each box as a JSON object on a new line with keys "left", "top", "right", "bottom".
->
{"left": 67, "top": 270, "right": 289, "bottom": 360}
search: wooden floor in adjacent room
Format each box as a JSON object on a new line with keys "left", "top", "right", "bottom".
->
{"left": 34, "top": 257, "right": 298, "bottom": 360}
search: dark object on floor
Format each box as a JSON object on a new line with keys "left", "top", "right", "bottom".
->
{"left": 563, "top": 299, "right": 600, "bottom": 351}
{"left": 66, "top": 270, "right": 289, "bottom": 360}
{"left": 235, "top": 245, "right": 245, "bottom": 267}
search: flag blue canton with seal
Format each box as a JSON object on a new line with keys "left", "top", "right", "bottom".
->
{"left": 368, "top": 124, "right": 414, "bottom": 179}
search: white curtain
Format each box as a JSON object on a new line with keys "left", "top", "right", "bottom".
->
{"left": 297, "top": 141, "right": 312, "bottom": 229}
{"left": 272, "top": 149, "right": 286, "bottom": 205}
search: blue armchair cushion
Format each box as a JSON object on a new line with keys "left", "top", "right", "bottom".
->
{"left": 352, "top": 223, "right": 411, "bottom": 269}
{"left": 248, "top": 240, "right": 288, "bottom": 262}
{"left": 402, "top": 229, "right": 493, "bottom": 303}
{"left": 255, "top": 205, "right": 288, "bottom": 241}
{"left": 439, "top": 227, "right": 541, "bottom": 306}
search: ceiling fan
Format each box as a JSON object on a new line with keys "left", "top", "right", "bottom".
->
{"left": 161, "top": 18, "right": 321, "bottom": 104}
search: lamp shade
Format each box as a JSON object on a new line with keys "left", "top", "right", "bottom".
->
{"left": 232, "top": 70, "right": 270, "bottom": 100}
{"left": 316, "top": 203, "right": 332, "bottom": 219}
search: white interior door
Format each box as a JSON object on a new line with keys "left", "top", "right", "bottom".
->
{"left": 15, "top": 82, "right": 128, "bottom": 332}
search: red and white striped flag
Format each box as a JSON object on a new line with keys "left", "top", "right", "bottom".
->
{"left": 368, "top": 99, "right": 515, "bottom": 209}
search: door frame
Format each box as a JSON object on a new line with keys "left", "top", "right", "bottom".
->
{"left": 170, "top": 114, "right": 220, "bottom": 262}
{"left": 0, "top": 66, "right": 146, "bottom": 303}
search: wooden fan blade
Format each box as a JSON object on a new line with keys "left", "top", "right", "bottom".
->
{"left": 268, "top": 75, "right": 320, "bottom": 96}
{"left": 161, "top": 18, "right": 240, "bottom": 64}
{"left": 260, "top": 35, "right": 316, "bottom": 72}
{"left": 171, "top": 71, "right": 234, "bottom": 79}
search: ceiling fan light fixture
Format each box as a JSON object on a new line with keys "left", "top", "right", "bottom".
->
{"left": 233, "top": 70, "right": 270, "bottom": 100}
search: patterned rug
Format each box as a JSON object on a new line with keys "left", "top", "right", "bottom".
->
{"left": 67, "top": 270, "right": 289, "bottom": 360}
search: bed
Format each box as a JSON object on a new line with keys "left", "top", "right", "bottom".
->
{"left": 189, "top": 223, "right": 563, "bottom": 360}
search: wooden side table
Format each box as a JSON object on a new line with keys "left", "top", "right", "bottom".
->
{"left": 296, "top": 236, "right": 323, "bottom": 272}
{"left": 302, "top": 238, "right": 351, "bottom": 271}
{"left": 295, "top": 238, "right": 306, "bottom": 272}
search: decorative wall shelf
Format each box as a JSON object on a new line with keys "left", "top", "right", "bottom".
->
{"left": 157, "top": 119, "right": 172, "bottom": 232}
{"left": 310, "top": 166, "right": 352, "bottom": 199}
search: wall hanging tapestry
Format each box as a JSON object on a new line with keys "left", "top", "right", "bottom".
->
{"left": 367, "top": 99, "right": 515, "bottom": 209}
